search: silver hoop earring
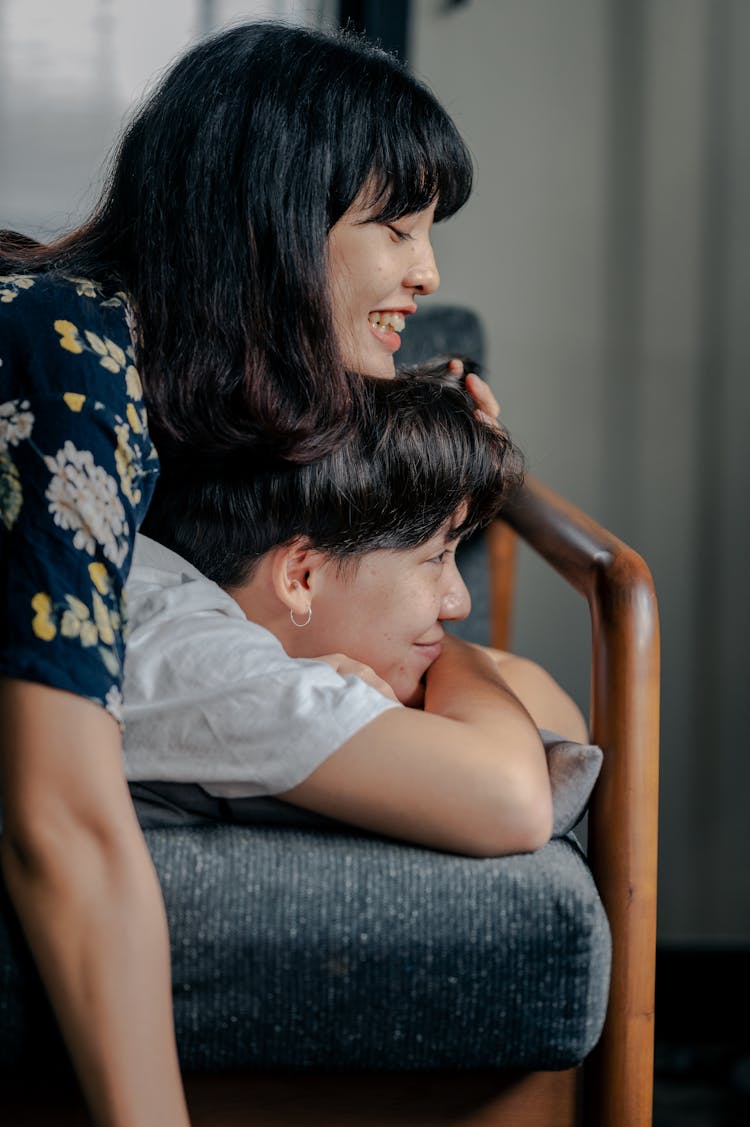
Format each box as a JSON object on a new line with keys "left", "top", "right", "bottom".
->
{"left": 290, "top": 604, "right": 312, "bottom": 628}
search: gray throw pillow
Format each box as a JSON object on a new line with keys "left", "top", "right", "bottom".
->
{"left": 132, "top": 732, "right": 602, "bottom": 841}
{"left": 539, "top": 729, "right": 603, "bottom": 836}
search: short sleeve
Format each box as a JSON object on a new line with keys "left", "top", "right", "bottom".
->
{"left": 121, "top": 541, "right": 400, "bottom": 796}
{"left": 0, "top": 273, "right": 159, "bottom": 723}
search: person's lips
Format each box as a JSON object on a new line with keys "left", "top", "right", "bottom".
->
{"left": 367, "top": 306, "right": 417, "bottom": 353}
{"left": 413, "top": 639, "right": 443, "bottom": 665}
{"left": 367, "top": 321, "right": 402, "bottom": 353}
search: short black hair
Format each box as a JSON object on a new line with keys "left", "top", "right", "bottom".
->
{"left": 142, "top": 365, "right": 523, "bottom": 588}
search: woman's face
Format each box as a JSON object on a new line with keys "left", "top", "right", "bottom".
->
{"left": 289, "top": 521, "right": 471, "bottom": 707}
{"left": 327, "top": 194, "right": 441, "bottom": 378}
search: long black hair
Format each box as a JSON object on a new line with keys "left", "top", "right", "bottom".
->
{"left": 0, "top": 23, "right": 473, "bottom": 462}
{"left": 141, "top": 365, "right": 523, "bottom": 589}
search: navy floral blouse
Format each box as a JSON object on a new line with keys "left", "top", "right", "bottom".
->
{"left": 0, "top": 273, "right": 159, "bottom": 724}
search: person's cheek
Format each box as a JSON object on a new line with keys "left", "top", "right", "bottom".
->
{"left": 389, "top": 657, "right": 425, "bottom": 709}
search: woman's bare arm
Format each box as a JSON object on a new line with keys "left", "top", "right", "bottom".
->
{"left": 280, "top": 636, "right": 552, "bottom": 857}
{"left": 0, "top": 679, "right": 190, "bottom": 1127}
{"left": 480, "top": 647, "right": 589, "bottom": 744}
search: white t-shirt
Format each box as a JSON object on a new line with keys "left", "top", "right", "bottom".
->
{"left": 122, "top": 535, "right": 400, "bottom": 798}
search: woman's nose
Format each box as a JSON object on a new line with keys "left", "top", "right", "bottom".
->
{"left": 440, "top": 566, "right": 471, "bottom": 622}
{"left": 404, "top": 240, "right": 440, "bottom": 295}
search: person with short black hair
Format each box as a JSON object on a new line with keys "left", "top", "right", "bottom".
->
{"left": 123, "top": 368, "right": 584, "bottom": 855}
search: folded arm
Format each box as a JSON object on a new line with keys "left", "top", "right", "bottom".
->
{"left": 479, "top": 646, "right": 589, "bottom": 744}
{"left": 280, "top": 636, "right": 553, "bottom": 857}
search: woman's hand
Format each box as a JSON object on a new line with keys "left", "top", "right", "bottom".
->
{"left": 317, "top": 653, "right": 399, "bottom": 702}
{"left": 448, "top": 358, "right": 500, "bottom": 425}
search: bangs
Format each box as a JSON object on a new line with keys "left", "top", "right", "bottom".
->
{"left": 302, "top": 374, "right": 523, "bottom": 562}
{"left": 362, "top": 113, "right": 473, "bottom": 224}
{"left": 385, "top": 368, "right": 519, "bottom": 547}
{"left": 388, "top": 401, "right": 520, "bottom": 549}
{"left": 327, "top": 50, "right": 473, "bottom": 225}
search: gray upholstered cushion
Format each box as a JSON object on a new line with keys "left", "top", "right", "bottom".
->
{"left": 0, "top": 824, "right": 610, "bottom": 1072}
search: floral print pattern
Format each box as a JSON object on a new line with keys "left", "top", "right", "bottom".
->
{"left": 44, "top": 440, "right": 129, "bottom": 567}
{"left": 0, "top": 398, "right": 35, "bottom": 451}
{"left": 0, "top": 274, "right": 158, "bottom": 724}
{"left": 0, "top": 274, "right": 34, "bottom": 303}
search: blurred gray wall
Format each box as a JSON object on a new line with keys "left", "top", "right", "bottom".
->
{"left": 1, "top": 0, "right": 748, "bottom": 944}
{"left": 413, "top": 0, "right": 750, "bottom": 944}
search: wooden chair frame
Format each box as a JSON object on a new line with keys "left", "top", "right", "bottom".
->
{"left": 487, "top": 475, "right": 660, "bottom": 1127}
{"left": 6, "top": 476, "right": 659, "bottom": 1127}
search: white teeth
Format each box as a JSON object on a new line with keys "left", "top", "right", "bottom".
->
{"left": 368, "top": 311, "right": 406, "bottom": 333}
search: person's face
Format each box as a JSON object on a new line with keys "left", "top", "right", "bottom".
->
{"left": 327, "top": 194, "right": 441, "bottom": 378}
{"left": 291, "top": 520, "right": 471, "bottom": 707}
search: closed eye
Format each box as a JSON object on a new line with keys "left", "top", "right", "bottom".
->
{"left": 386, "top": 224, "right": 414, "bottom": 242}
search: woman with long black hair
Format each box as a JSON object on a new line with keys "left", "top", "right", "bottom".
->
{"left": 0, "top": 22, "right": 499, "bottom": 1126}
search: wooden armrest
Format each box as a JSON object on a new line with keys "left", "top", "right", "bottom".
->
{"left": 490, "top": 476, "right": 660, "bottom": 1127}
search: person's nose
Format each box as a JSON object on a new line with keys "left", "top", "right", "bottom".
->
{"left": 404, "top": 236, "right": 440, "bottom": 296}
{"left": 439, "top": 561, "right": 471, "bottom": 623}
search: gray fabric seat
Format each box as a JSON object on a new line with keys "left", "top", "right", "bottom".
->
{"left": 0, "top": 824, "right": 610, "bottom": 1072}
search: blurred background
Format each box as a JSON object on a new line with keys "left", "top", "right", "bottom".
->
{"left": 1, "top": 0, "right": 748, "bottom": 1117}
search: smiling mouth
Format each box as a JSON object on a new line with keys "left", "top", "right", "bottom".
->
{"left": 368, "top": 311, "right": 407, "bottom": 334}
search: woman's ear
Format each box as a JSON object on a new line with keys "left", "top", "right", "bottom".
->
{"left": 270, "top": 540, "right": 329, "bottom": 616}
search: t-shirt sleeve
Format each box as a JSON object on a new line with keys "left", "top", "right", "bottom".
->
{"left": 0, "top": 275, "right": 159, "bottom": 723}
{"left": 121, "top": 583, "right": 401, "bottom": 796}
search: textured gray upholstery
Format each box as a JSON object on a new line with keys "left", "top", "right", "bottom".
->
{"left": 0, "top": 825, "right": 610, "bottom": 1072}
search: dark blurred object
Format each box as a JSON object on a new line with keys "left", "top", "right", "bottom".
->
{"left": 339, "top": 0, "right": 411, "bottom": 63}
{"left": 653, "top": 947, "right": 750, "bottom": 1125}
